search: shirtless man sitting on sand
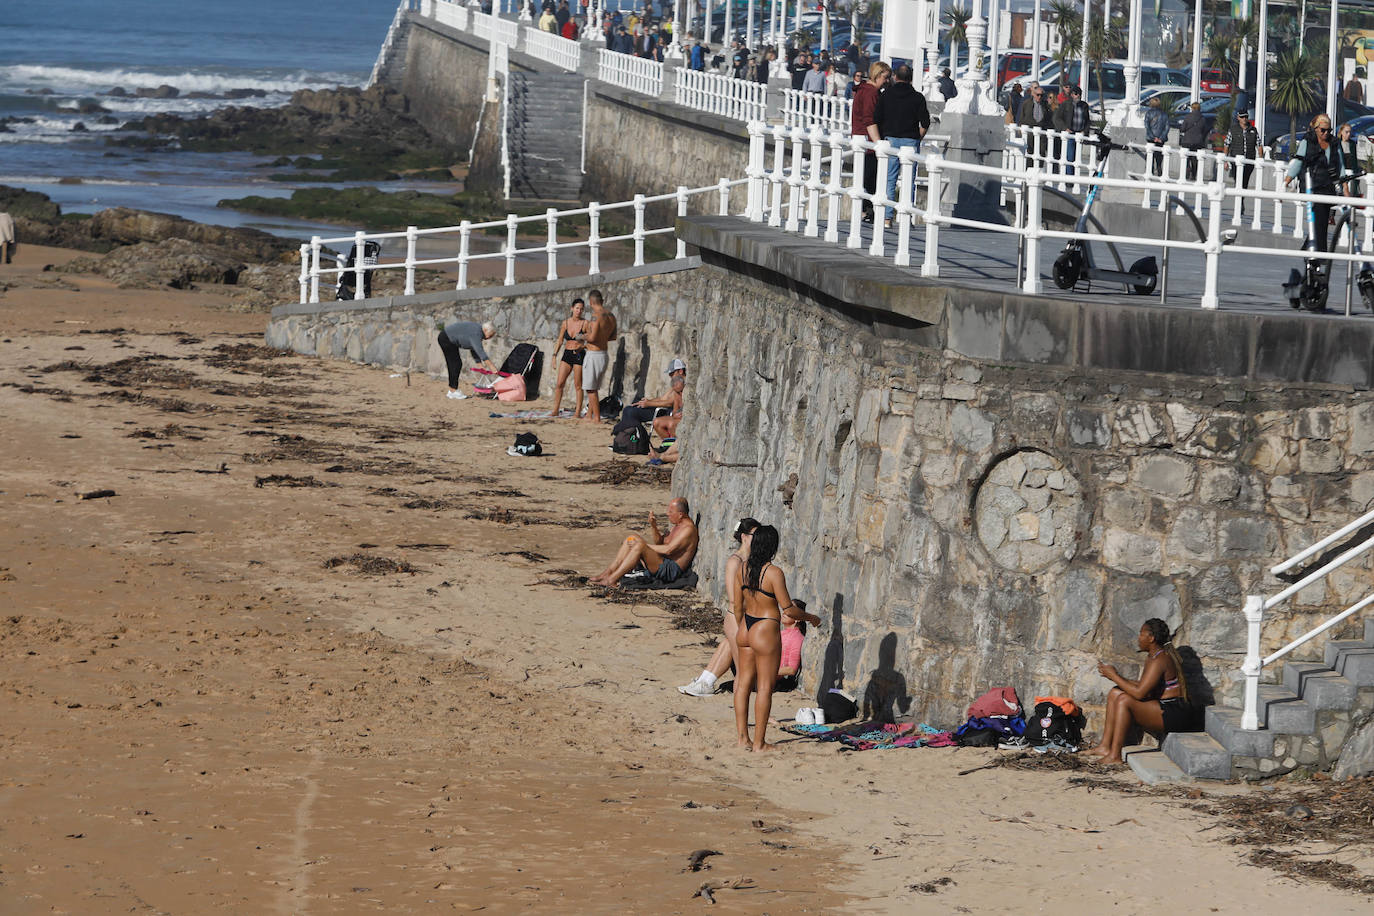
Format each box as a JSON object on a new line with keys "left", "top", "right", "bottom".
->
{"left": 589, "top": 497, "right": 698, "bottom": 588}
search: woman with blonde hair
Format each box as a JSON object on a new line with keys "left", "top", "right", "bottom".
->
{"left": 850, "top": 60, "right": 890, "bottom": 223}
{"left": 1285, "top": 112, "right": 1350, "bottom": 254}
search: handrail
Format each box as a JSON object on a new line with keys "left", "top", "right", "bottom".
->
{"left": 522, "top": 25, "right": 581, "bottom": 71}
{"left": 298, "top": 178, "right": 747, "bottom": 302}
{"left": 674, "top": 69, "right": 768, "bottom": 122}
{"left": 779, "top": 88, "right": 852, "bottom": 133}
{"left": 597, "top": 48, "right": 663, "bottom": 97}
{"left": 1271, "top": 505, "right": 1374, "bottom": 575}
{"left": 368, "top": 0, "right": 412, "bottom": 89}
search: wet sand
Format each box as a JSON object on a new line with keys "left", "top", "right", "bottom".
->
{"left": 2, "top": 244, "right": 1372, "bottom": 913}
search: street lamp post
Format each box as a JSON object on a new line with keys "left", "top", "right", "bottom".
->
{"left": 1190, "top": 0, "right": 1203, "bottom": 103}
{"left": 1256, "top": 0, "right": 1269, "bottom": 140}
{"left": 1031, "top": 0, "right": 1043, "bottom": 82}
{"left": 1080, "top": 0, "right": 1091, "bottom": 97}
{"left": 1327, "top": 0, "right": 1340, "bottom": 122}
{"left": 1124, "top": 0, "right": 1142, "bottom": 107}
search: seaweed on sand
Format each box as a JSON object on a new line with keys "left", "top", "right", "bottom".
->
{"left": 322, "top": 554, "right": 421, "bottom": 575}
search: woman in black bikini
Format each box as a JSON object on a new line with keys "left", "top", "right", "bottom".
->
{"left": 732, "top": 525, "right": 795, "bottom": 752}
{"left": 549, "top": 297, "right": 588, "bottom": 419}
{"left": 1088, "top": 618, "right": 1192, "bottom": 764}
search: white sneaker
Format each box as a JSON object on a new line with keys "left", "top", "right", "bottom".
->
{"left": 446, "top": 390, "right": 468, "bottom": 400}
{"left": 678, "top": 679, "right": 715, "bottom": 697}
{"left": 795, "top": 708, "right": 815, "bottom": 725}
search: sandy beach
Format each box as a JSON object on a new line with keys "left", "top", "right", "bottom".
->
{"left": 2, "top": 243, "right": 1372, "bottom": 913}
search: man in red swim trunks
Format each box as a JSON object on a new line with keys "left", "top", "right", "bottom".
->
{"left": 588, "top": 497, "right": 698, "bottom": 588}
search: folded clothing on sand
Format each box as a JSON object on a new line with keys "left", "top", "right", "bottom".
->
{"left": 619, "top": 568, "right": 699, "bottom": 591}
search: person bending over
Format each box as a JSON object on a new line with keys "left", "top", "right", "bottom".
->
{"left": 588, "top": 496, "right": 698, "bottom": 587}
{"left": 1087, "top": 617, "right": 1193, "bottom": 764}
{"left": 437, "top": 319, "right": 496, "bottom": 400}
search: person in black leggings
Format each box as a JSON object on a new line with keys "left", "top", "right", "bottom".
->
{"left": 1285, "top": 113, "right": 1349, "bottom": 254}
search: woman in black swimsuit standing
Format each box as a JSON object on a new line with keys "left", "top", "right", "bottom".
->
{"left": 549, "top": 297, "right": 588, "bottom": 419}
{"left": 1088, "top": 618, "right": 1192, "bottom": 764}
{"left": 732, "top": 525, "right": 795, "bottom": 752}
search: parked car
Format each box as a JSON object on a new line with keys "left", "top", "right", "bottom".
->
{"left": 1167, "top": 94, "right": 1230, "bottom": 131}
{"left": 996, "top": 51, "right": 1052, "bottom": 89}
{"left": 1200, "top": 68, "right": 1232, "bottom": 94}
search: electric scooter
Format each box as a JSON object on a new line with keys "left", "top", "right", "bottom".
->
{"left": 1282, "top": 171, "right": 1333, "bottom": 312}
{"left": 1051, "top": 133, "right": 1158, "bottom": 295}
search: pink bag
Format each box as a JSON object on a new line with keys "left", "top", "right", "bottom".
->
{"left": 966, "top": 687, "right": 1022, "bottom": 720}
{"left": 493, "top": 374, "right": 526, "bottom": 402}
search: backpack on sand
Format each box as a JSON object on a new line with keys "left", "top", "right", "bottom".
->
{"left": 1024, "top": 699, "right": 1085, "bottom": 747}
{"left": 612, "top": 423, "right": 650, "bottom": 455}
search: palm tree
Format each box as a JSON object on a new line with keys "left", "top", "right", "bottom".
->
{"left": 1272, "top": 46, "right": 1320, "bottom": 154}
{"left": 943, "top": 4, "right": 971, "bottom": 78}
{"left": 1206, "top": 15, "right": 1256, "bottom": 141}
{"left": 1049, "top": 0, "right": 1083, "bottom": 91}
{"left": 1084, "top": 14, "right": 1124, "bottom": 118}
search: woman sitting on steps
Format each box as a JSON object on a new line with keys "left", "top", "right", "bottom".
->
{"left": 1087, "top": 617, "right": 1193, "bottom": 765}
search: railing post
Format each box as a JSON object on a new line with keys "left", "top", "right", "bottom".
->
{"left": 545, "top": 208, "right": 558, "bottom": 281}
{"left": 676, "top": 185, "right": 689, "bottom": 258}
{"left": 717, "top": 178, "right": 730, "bottom": 216}
{"left": 309, "top": 237, "right": 321, "bottom": 303}
{"left": 588, "top": 202, "right": 601, "bottom": 275}
{"left": 824, "top": 131, "right": 843, "bottom": 244}
{"left": 746, "top": 121, "right": 766, "bottom": 221}
{"left": 768, "top": 125, "right": 787, "bottom": 227}
{"left": 894, "top": 149, "right": 914, "bottom": 267}
{"left": 922, "top": 155, "right": 942, "bottom": 278}
{"left": 504, "top": 214, "right": 517, "bottom": 286}
{"left": 633, "top": 193, "right": 646, "bottom": 266}
{"left": 1241, "top": 595, "right": 1265, "bottom": 730}
{"left": 1022, "top": 173, "right": 1043, "bottom": 294}
{"left": 785, "top": 127, "right": 804, "bottom": 233}
{"left": 457, "top": 220, "right": 471, "bottom": 290}
{"left": 352, "top": 230, "right": 367, "bottom": 300}
{"left": 1200, "top": 177, "right": 1225, "bottom": 310}
{"left": 404, "top": 225, "right": 417, "bottom": 296}
{"left": 298, "top": 243, "right": 310, "bottom": 304}
{"left": 846, "top": 137, "right": 865, "bottom": 250}
{"left": 869, "top": 140, "right": 891, "bottom": 259}
{"left": 805, "top": 130, "right": 823, "bottom": 238}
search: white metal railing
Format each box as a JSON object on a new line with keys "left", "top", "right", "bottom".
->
{"left": 432, "top": 0, "right": 470, "bottom": 32}
{"left": 598, "top": 49, "right": 663, "bottom": 97}
{"left": 1002, "top": 124, "right": 1102, "bottom": 196}
{"left": 472, "top": 11, "right": 519, "bottom": 47}
{"left": 674, "top": 69, "right": 768, "bottom": 122}
{"left": 298, "top": 179, "right": 746, "bottom": 303}
{"left": 489, "top": 37, "right": 509, "bottom": 82}
{"left": 499, "top": 59, "right": 511, "bottom": 200}
{"left": 368, "top": 0, "right": 415, "bottom": 89}
{"left": 746, "top": 121, "right": 1374, "bottom": 310}
{"left": 1240, "top": 507, "right": 1374, "bottom": 730}
{"left": 780, "top": 88, "right": 852, "bottom": 133}
{"left": 523, "top": 25, "right": 581, "bottom": 71}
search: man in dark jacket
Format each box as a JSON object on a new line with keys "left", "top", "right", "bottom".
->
{"left": 1144, "top": 95, "right": 1170, "bottom": 175}
{"left": 1052, "top": 84, "right": 1091, "bottom": 175}
{"left": 1180, "top": 101, "right": 1208, "bottom": 182}
{"left": 1017, "top": 81, "right": 1054, "bottom": 170}
{"left": 867, "top": 64, "right": 931, "bottom": 225}
{"left": 938, "top": 68, "right": 957, "bottom": 100}
{"left": 1225, "top": 110, "right": 1263, "bottom": 214}
{"left": 789, "top": 50, "right": 811, "bottom": 90}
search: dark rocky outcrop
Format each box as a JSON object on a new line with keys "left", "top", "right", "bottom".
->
{"left": 0, "top": 186, "right": 298, "bottom": 261}
{"left": 57, "top": 238, "right": 247, "bottom": 289}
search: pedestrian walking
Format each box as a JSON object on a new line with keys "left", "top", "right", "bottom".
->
{"left": 867, "top": 64, "right": 930, "bottom": 226}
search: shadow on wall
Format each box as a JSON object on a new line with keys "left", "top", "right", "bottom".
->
{"left": 816, "top": 593, "right": 846, "bottom": 704}
{"left": 862, "top": 632, "right": 911, "bottom": 725}
{"left": 1177, "top": 645, "right": 1216, "bottom": 710}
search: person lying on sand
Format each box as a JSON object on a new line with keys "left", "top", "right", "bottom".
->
{"left": 588, "top": 496, "right": 698, "bottom": 588}
{"left": 679, "top": 599, "right": 819, "bottom": 697}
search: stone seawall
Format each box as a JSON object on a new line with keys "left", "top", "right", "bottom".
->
{"left": 398, "top": 19, "right": 495, "bottom": 152}
{"left": 267, "top": 219, "right": 1374, "bottom": 727}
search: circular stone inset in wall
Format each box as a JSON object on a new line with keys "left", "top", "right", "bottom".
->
{"left": 974, "top": 449, "right": 1083, "bottom": 572}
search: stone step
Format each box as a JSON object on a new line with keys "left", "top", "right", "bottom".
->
{"left": 1325, "top": 638, "right": 1373, "bottom": 667}
{"left": 1282, "top": 662, "right": 1357, "bottom": 709}
{"left": 1331, "top": 646, "right": 1374, "bottom": 686}
{"left": 1124, "top": 745, "right": 1192, "bottom": 785}
{"left": 1256, "top": 684, "right": 1316, "bottom": 734}
{"left": 1205, "top": 705, "right": 1274, "bottom": 758}
{"left": 1161, "top": 732, "right": 1231, "bottom": 779}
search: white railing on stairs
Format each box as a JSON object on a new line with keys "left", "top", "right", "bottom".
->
{"left": 597, "top": 49, "right": 663, "bottom": 97}
{"left": 522, "top": 26, "right": 582, "bottom": 70}
{"left": 472, "top": 10, "right": 519, "bottom": 47}
{"left": 674, "top": 69, "right": 768, "bottom": 122}
{"left": 368, "top": 0, "right": 416, "bottom": 89}
{"left": 779, "top": 88, "right": 852, "bottom": 133}
{"left": 298, "top": 179, "right": 746, "bottom": 303}
{"left": 1240, "top": 509, "right": 1374, "bottom": 730}
{"left": 745, "top": 121, "right": 1374, "bottom": 310}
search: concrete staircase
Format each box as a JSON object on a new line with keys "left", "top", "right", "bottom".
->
{"left": 505, "top": 70, "right": 585, "bottom": 202}
{"left": 370, "top": 12, "right": 413, "bottom": 90}
{"left": 1129, "top": 617, "right": 1374, "bottom": 782}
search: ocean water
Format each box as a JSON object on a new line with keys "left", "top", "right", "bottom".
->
{"left": 1, "top": 0, "right": 447, "bottom": 237}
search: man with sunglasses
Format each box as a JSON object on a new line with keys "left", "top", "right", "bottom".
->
{"left": 1016, "top": 81, "right": 1054, "bottom": 170}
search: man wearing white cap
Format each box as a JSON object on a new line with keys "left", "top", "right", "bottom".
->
{"left": 612, "top": 357, "right": 686, "bottom": 435}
